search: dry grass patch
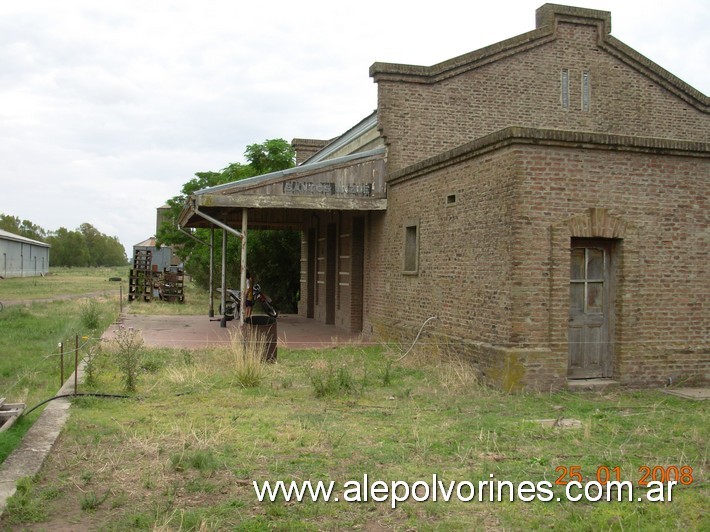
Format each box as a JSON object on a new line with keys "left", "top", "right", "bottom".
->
{"left": 1, "top": 342, "right": 707, "bottom": 530}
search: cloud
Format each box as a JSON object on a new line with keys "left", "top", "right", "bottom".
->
{"left": 0, "top": 0, "right": 707, "bottom": 257}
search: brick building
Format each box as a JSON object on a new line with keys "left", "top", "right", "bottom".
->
{"left": 180, "top": 4, "right": 709, "bottom": 390}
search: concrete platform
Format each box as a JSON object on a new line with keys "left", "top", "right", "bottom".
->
{"left": 102, "top": 313, "right": 367, "bottom": 350}
{"left": 0, "top": 368, "right": 79, "bottom": 515}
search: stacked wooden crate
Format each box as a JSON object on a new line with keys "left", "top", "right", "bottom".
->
{"left": 128, "top": 249, "right": 153, "bottom": 301}
{"left": 160, "top": 268, "right": 185, "bottom": 302}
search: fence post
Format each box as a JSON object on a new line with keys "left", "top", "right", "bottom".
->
{"left": 74, "top": 335, "right": 79, "bottom": 394}
{"left": 59, "top": 342, "right": 64, "bottom": 387}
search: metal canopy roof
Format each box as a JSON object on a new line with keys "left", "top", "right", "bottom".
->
{"left": 179, "top": 148, "right": 387, "bottom": 230}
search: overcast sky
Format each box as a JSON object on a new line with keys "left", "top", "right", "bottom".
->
{"left": 1, "top": 0, "right": 707, "bottom": 257}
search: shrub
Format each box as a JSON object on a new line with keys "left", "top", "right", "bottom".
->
{"left": 79, "top": 299, "right": 102, "bottom": 331}
{"left": 111, "top": 326, "right": 144, "bottom": 393}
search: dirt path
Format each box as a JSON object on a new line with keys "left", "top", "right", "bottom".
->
{"left": 1, "top": 290, "right": 116, "bottom": 307}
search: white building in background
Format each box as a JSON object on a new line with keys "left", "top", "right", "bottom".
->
{"left": 0, "top": 229, "right": 50, "bottom": 278}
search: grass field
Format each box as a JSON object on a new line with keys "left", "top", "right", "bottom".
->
{"left": 0, "top": 268, "right": 127, "bottom": 464}
{"left": 0, "top": 267, "right": 215, "bottom": 464}
{"left": 0, "top": 269, "right": 707, "bottom": 530}
{"left": 0, "top": 267, "right": 127, "bottom": 301}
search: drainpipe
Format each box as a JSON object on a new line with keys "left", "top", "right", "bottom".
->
{"left": 192, "top": 207, "right": 243, "bottom": 239}
{"left": 181, "top": 204, "right": 247, "bottom": 324}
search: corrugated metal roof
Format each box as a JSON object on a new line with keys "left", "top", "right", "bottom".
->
{"left": 134, "top": 237, "right": 157, "bottom": 247}
{"left": 0, "top": 228, "right": 51, "bottom": 247}
{"left": 301, "top": 111, "right": 379, "bottom": 165}
{"left": 193, "top": 147, "right": 386, "bottom": 197}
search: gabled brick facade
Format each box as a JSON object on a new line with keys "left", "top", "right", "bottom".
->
{"left": 362, "top": 4, "right": 709, "bottom": 390}
{"left": 370, "top": 4, "right": 707, "bottom": 174}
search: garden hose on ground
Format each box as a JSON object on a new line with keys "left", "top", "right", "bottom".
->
{"left": 21, "top": 392, "right": 131, "bottom": 418}
{"left": 395, "top": 315, "right": 438, "bottom": 362}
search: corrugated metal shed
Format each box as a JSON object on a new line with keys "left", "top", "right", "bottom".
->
{"left": 0, "top": 229, "right": 51, "bottom": 278}
{"left": 133, "top": 238, "right": 173, "bottom": 272}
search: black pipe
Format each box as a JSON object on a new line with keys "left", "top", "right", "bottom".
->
{"left": 22, "top": 392, "right": 132, "bottom": 418}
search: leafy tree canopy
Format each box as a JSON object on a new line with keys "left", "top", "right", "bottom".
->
{"left": 244, "top": 138, "right": 297, "bottom": 175}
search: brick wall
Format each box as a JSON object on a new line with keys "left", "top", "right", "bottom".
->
{"left": 363, "top": 148, "right": 518, "bottom": 355}
{"left": 364, "top": 130, "right": 709, "bottom": 390}
{"left": 372, "top": 9, "right": 708, "bottom": 174}
{"left": 527, "top": 143, "right": 710, "bottom": 388}
{"left": 361, "top": 5, "right": 708, "bottom": 390}
{"left": 292, "top": 138, "right": 330, "bottom": 165}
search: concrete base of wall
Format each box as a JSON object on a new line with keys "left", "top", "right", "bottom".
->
{"left": 566, "top": 378, "right": 620, "bottom": 393}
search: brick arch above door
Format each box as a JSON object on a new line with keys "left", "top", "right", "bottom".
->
{"left": 565, "top": 207, "right": 628, "bottom": 239}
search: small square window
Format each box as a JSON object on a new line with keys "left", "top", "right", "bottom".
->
{"left": 403, "top": 223, "right": 419, "bottom": 274}
{"left": 446, "top": 194, "right": 457, "bottom": 205}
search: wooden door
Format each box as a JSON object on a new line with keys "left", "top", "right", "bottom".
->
{"left": 568, "top": 239, "right": 614, "bottom": 378}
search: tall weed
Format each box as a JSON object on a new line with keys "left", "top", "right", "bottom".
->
{"left": 229, "top": 329, "right": 267, "bottom": 388}
{"left": 111, "top": 326, "right": 144, "bottom": 393}
{"left": 83, "top": 341, "right": 101, "bottom": 388}
{"left": 309, "top": 361, "right": 357, "bottom": 398}
{"left": 79, "top": 299, "right": 103, "bottom": 331}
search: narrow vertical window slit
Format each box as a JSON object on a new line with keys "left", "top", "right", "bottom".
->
{"left": 561, "top": 69, "right": 570, "bottom": 109}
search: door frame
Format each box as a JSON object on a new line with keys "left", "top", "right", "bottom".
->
{"left": 567, "top": 238, "right": 617, "bottom": 379}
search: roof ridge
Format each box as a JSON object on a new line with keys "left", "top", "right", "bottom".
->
{"left": 369, "top": 3, "right": 708, "bottom": 109}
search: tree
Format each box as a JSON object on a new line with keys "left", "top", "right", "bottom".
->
{"left": 156, "top": 171, "right": 240, "bottom": 288}
{"left": 246, "top": 229, "right": 301, "bottom": 314}
{"left": 45, "top": 224, "right": 127, "bottom": 267}
{"left": 0, "top": 214, "right": 46, "bottom": 241}
{"left": 244, "top": 139, "right": 297, "bottom": 175}
{"left": 157, "top": 139, "right": 301, "bottom": 311}
{"left": 80, "top": 223, "right": 105, "bottom": 267}
{"left": 47, "top": 228, "right": 89, "bottom": 267}
{"left": 101, "top": 235, "right": 129, "bottom": 266}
